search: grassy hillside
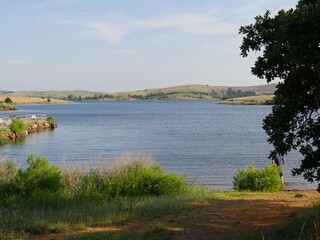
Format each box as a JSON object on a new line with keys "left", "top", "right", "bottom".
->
{"left": 112, "top": 84, "right": 276, "bottom": 100}
{"left": 9, "top": 90, "right": 105, "bottom": 99}
{"left": 0, "top": 84, "right": 276, "bottom": 101}
{"left": 0, "top": 95, "right": 69, "bottom": 104}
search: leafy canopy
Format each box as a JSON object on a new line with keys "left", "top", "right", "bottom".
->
{"left": 240, "top": 0, "right": 320, "bottom": 188}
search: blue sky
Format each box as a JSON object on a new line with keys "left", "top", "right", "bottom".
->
{"left": 0, "top": 0, "right": 295, "bottom": 92}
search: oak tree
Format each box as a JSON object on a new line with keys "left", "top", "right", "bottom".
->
{"left": 240, "top": 0, "right": 320, "bottom": 188}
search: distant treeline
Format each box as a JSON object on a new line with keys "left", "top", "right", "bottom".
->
{"left": 218, "top": 88, "right": 256, "bottom": 99}
{"left": 61, "top": 94, "right": 115, "bottom": 101}
{"left": 50, "top": 88, "right": 256, "bottom": 101}
{"left": 130, "top": 88, "right": 256, "bottom": 100}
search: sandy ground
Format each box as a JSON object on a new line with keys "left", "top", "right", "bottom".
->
{"left": 0, "top": 96, "right": 69, "bottom": 104}
{"left": 25, "top": 190, "right": 319, "bottom": 240}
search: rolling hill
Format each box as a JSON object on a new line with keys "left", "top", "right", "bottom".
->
{"left": 0, "top": 84, "right": 276, "bottom": 101}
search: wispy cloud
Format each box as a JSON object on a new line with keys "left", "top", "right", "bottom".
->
{"left": 77, "top": 12, "right": 237, "bottom": 44}
{"left": 84, "top": 21, "right": 129, "bottom": 44}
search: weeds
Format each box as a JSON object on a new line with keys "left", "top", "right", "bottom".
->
{"left": 0, "top": 154, "right": 192, "bottom": 237}
{"left": 233, "top": 163, "right": 282, "bottom": 192}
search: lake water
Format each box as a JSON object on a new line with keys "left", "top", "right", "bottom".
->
{"left": 0, "top": 101, "right": 315, "bottom": 190}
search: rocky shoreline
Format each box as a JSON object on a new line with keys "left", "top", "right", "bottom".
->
{"left": 1, "top": 120, "right": 57, "bottom": 141}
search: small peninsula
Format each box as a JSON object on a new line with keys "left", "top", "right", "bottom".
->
{"left": 0, "top": 114, "right": 57, "bottom": 144}
{"left": 219, "top": 95, "right": 275, "bottom": 105}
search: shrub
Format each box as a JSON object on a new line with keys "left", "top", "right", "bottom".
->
{"left": 76, "top": 169, "right": 104, "bottom": 200}
{"left": 67, "top": 157, "right": 187, "bottom": 201}
{"left": 0, "top": 154, "right": 188, "bottom": 201}
{"left": 4, "top": 97, "right": 12, "bottom": 104}
{"left": 0, "top": 161, "right": 18, "bottom": 199}
{"left": 233, "top": 163, "right": 282, "bottom": 192}
{"left": 9, "top": 119, "right": 26, "bottom": 136}
{"left": 15, "top": 155, "right": 63, "bottom": 197}
{"left": 102, "top": 161, "right": 187, "bottom": 199}
{"left": 46, "top": 116, "right": 55, "bottom": 125}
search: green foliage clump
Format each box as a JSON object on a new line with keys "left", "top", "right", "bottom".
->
{"left": 46, "top": 116, "right": 55, "bottom": 125}
{"left": 0, "top": 161, "right": 18, "bottom": 198}
{"left": 0, "top": 155, "right": 187, "bottom": 202}
{"left": 15, "top": 155, "right": 62, "bottom": 197}
{"left": 102, "top": 163, "right": 186, "bottom": 199}
{"left": 0, "top": 103, "right": 17, "bottom": 111}
{"left": 73, "top": 161, "right": 187, "bottom": 200}
{"left": 233, "top": 163, "right": 282, "bottom": 192}
{"left": 9, "top": 119, "right": 26, "bottom": 136}
{"left": 4, "top": 97, "right": 12, "bottom": 104}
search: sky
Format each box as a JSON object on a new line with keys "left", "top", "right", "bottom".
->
{"left": 0, "top": 0, "right": 296, "bottom": 92}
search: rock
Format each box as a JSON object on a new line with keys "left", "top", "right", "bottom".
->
{"left": 6, "top": 132, "right": 16, "bottom": 140}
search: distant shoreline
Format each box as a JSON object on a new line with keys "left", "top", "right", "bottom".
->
{"left": 0, "top": 96, "right": 70, "bottom": 105}
{"left": 0, "top": 83, "right": 276, "bottom": 103}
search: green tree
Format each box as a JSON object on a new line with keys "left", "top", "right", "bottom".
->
{"left": 4, "top": 97, "right": 13, "bottom": 104}
{"left": 46, "top": 116, "right": 55, "bottom": 125}
{"left": 240, "top": 0, "right": 320, "bottom": 188}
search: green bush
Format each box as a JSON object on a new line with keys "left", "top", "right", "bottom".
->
{"left": 69, "top": 160, "right": 187, "bottom": 201}
{"left": 15, "top": 155, "right": 63, "bottom": 197}
{"left": 4, "top": 97, "right": 12, "bottom": 104}
{"left": 9, "top": 119, "right": 26, "bottom": 136}
{"left": 233, "top": 163, "right": 282, "bottom": 192}
{"left": 0, "top": 161, "right": 18, "bottom": 199}
{"left": 46, "top": 116, "right": 55, "bottom": 125}
{"left": 76, "top": 169, "right": 104, "bottom": 200}
{"left": 0, "top": 155, "right": 187, "bottom": 202}
{"left": 101, "top": 162, "right": 187, "bottom": 200}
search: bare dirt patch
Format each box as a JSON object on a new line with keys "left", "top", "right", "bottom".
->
{"left": 171, "top": 190, "right": 318, "bottom": 240}
{"left": 26, "top": 190, "right": 319, "bottom": 240}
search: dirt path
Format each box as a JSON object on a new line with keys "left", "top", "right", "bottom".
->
{"left": 171, "top": 190, "right": 319, "bottom": 240}
{"left": 28, "top": 190, "right": 319, "bottom": 240}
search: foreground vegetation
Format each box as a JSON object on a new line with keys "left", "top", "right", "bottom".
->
{"left": 0, "top": 155, "right": 319, "bottom": 239}
{"left": 0, "top": 154, "right": 192, "bottom": 239}
{"left": 233, "top": 163, "right": 282, "bottom": 192}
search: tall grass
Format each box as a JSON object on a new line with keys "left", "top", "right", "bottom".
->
{"left": 0, "top": 154, "right": 196, "bottom": 238}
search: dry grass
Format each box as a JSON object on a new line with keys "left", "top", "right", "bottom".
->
{"left": 0, "top": 95, "right": 69, "bottom": 104}
{"left": 220, "top": 95, "right": 274, "bottom": 105}
{"left": 112, "top": 84, "right": 276, "bottom": 99}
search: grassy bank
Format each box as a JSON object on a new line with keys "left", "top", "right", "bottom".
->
{"left": 0, "top": 154, "right": 197, "bottom": 239}
{"left": 0, "top": 155, "right": 319, "bottom": 240}
{"left": 0, "top": 117, "right": 57, "bottom": 145}
{"left": 0, "top": 103, "right": 17, "bottom": 111}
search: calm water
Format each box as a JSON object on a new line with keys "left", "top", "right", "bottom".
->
{"left": 0, "top": 101, "right": 314, "bottom": 189}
